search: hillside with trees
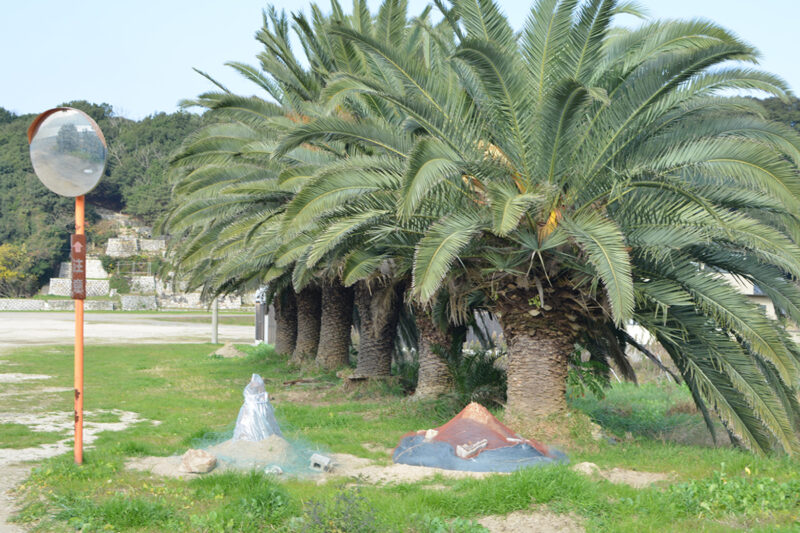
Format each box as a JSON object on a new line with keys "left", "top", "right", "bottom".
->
{"left": 0, "top": 101, "right": 206, "bottom": 295}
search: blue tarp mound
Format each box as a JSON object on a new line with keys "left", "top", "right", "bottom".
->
{"left": 393, "top": 402, "right": 567, "bottom": 472}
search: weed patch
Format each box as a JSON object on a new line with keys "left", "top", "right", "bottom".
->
{"left": 670, "top": 465, "right": 800, "bottom": 517}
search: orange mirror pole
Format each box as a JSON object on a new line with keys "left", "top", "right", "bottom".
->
{"left": 74, "top": 195, "right": 85, "bottom": 464}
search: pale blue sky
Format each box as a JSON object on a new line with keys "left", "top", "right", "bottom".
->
{"left": 2, "top": 1, "right": 797, "bottom": 119}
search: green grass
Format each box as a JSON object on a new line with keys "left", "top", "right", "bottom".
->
{"left": 0, "top": 423, "right": 64, "bottom": 449}
{"left": 155, "top": 315, "right": 255, "bottom": 326}
{"left": 4, "top": 343, "right": 800, "bottom": 532}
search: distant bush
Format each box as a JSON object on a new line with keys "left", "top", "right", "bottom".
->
{"left": 0, "top": 243, "right": 38, "bottom": 297}
{"left": 109, "top": 274, "right": 130, "bottom": 294}
{"left": 99, "top": 254, "right": 116, "bottom": 274}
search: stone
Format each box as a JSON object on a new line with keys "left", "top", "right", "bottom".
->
{"left": 180, "top": 449, "right": 217, "bottom": 473}
{"left": 424, "top": 429, "right": 438, "bottom": 441}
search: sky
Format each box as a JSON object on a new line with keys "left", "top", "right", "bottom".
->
{"left": 2, "top": 0, "right": 798, "bottom": 120}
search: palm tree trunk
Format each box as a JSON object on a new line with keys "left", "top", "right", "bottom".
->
{"left": 273, "top": 289, "right": 297, "bottom": 356}
{"left": 353, "top": 280, "right": 402, "bottom": 378}
{"left": 316, "top": 281, "right": 354, "bottom": 369}
{"left": 291, "top": 285, "right": 322, "bottom": 364}
{"left": 413, "top": 305, "right": 452, "bottom": 398}
{"left": 496, "top": 290, "right": 578, "bottom": 419}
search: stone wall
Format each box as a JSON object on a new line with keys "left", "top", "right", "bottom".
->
{"left": 49, "top": 279, "right": 110, "bottom": 298}
{"left": 130, "top": 276, "right": 156, "bottom": 294}
{"left": 121, "top": 295, "right": 158, "bottom": 311}
{"left": 0, "top": 299, "right": 46, "bottom": 311}
{"left": 157, "top": 293, "right": 244, "bottom": 310}
{"left": 58, "top": 259, "right": 109, "bottom": 279}
{"left": 106, "top": 238, "right": 139, "bottom": 257}
{"left": 105, "top": 238, "right": 165, "bottom": 257}
{"left": 139, "top": 239, "right": 166, "bottom": 253}
{"left": 0, "top": 299, "right": 116, "bottom": 311}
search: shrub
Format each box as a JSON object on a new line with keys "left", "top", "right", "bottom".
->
{"left": 446, "top": 347, "right": 507, "bottom": 408}
{"left": 0, "top": 243, "right": 38, "bottom": 297}
{"left": 109, "top": 273, "right": 130, "bottom": 294}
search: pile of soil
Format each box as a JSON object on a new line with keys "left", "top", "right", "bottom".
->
{"left": 212, "top": 343, "right": 247, "bottom": 358}
{"left": 206, "top": 435, "right": 296, "bottom": 469}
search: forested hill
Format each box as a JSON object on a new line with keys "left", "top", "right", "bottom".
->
{"left": 0, "top": 101, "right": 206, "bottom": 293}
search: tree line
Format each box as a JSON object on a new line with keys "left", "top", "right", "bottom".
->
{"left": 161, "top": 0, "right": 800, "bottom": 455}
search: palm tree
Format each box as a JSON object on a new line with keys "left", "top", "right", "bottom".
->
{"left": 286, "top": 0, "right": 800, "bottom": 453}
{"left": 273, "top": 1, "right": 477, "bottom": 390}
{"left": 164, "top": 1, "right": 430, "bottom": 372}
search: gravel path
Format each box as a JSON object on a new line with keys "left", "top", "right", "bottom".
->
{"left": 0, "top": 311, "right": 253, "bottom": 347}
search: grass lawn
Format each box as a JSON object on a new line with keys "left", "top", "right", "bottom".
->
{"left": 154, "top": 315, "right": 255, "bottom": 326}
{"left": 3, "top": 343, "right": 800, "bottom": 532}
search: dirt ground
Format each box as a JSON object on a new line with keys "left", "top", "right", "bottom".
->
{"left": 571, "top": 461, "right": 671, "bottom": 488}
{"left": 0, "top": 464, "right": 31, "bottom": 533}
{"left": 479, "top": 509, "right": 584, "bottom": 533}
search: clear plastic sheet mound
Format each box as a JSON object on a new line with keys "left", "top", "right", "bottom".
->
{"left": 202, "top": 374, "right": 314, "bottom": 474}
{"left": 393, "top": 402, "right": 567, "bottom": 472}
{"left": 233, "top": 373, "right": 282, "bottom": 441}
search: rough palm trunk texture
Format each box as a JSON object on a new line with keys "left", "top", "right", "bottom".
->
{"left": 291, "top": 285, "right": 322, "bottom": 364}
{"left": 413, "top": 306, "right": 453, "bottom": 398}
{"left": 353, "top": 281, "right": 402, "bottom": 378}
{"left": 273, "top": 289, "right": 297, "bottom": 356}
{"left": 497, "top": 290, "right": 578, "bottom": 419}
{"left": 316, "top": 281, "right": 354, "bottom": 369}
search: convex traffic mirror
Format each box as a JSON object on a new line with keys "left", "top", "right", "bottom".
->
{"left": 28, "top": 107, "right": 107, "bottom": 197}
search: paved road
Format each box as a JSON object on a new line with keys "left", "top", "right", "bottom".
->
{"left": 0, "top": 312, "right": 254, "bottom": 348}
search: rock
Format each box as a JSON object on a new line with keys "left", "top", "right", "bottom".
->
{"left": 212, "top": 343, "right": 247, "bottom": 358}
{"left": 571, "top": 462, "right": 600, "bottom": 476}
{"left": 424, "top": 429, "right": 438, "bottom": 441}
{"left": 180, "top": 449, "right": 217, "bottom": 473}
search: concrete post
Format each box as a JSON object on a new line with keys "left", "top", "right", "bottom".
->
{"left": 267, "top": 304, "right": 277, "bottom": 345}
{"left": 255, "top": 301, "right": 265, "bottom": 344}
{"left": 212, "top": 297, "right": 219, "bottom": 344}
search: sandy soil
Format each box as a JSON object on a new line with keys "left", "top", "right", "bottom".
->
{"left": 0, "top": 463, "right": 31, "bottom": 533}
{"left": 571, "top": 461, "right": 671, "bottom": 488}
{"left": 0, "top": 312, "right": 252, "bottom": 348}
{"left": 126, "top": 449, "right": 503, "bottom": 484}
{"left": 479, "top": 510, "right": 584, "bottom": 533}
{"left": 0, "top": 374, "right": 52, "bottom": 383}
